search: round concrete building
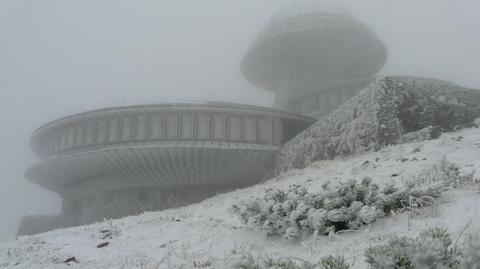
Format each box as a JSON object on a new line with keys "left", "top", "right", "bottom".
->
{"left": 242, "top": 0, "right": 387, "bottom": 118}
{"left": 21, "top": 102, "right": 314, "bottom": 234}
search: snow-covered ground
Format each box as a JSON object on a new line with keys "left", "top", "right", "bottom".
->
{"left": 1, "top": 127, "right": 480, "bottom": 268}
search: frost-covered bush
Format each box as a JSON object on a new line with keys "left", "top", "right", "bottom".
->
{"left": 318, "top": 256, "right": 350, "bottom": 269}
{"left": 225, "top": 227, "right": 480, "bottom": 269}
{"left": 233, "top": 178, "right": 443, "bottom": 240}
{"left": 365, "top": 227, "right": 460, "bottom": 269}
{"left": 365, "top": 227, "right": 480, "bottom": 269}
{"left": 411, "top": 158, "right": 477, "bottom": 189}
{"left": 226, "top": 251, "right": 349, "bottom": 269}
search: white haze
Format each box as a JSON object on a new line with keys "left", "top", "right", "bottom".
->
{"left": 0, "top": 0, "right": 479, "bottom": 241}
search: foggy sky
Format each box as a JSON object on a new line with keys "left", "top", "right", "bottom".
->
{"left": 1, "top": 0, "right": 479, "bottom": 241}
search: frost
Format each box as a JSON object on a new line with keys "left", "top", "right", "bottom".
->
{"left": 233, "top": 176, "right": 446, "bottom": 240}
{"left": 274, "top": 77, "right": 480, "bottom": 175}
{"left": 365, "top": 227, "right": 480, "bottom": 269}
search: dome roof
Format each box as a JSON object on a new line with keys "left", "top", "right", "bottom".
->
{"left": 270, "top": 0, "right": 352, "bottom": 24}
{"left": 241, "top": 1, "right": 387, "bottom": 91}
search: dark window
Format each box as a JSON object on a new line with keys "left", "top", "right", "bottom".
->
{"left": 196, "top": 114, "right": 209, "bottom": 140}
{"left": 228, "top": 115, "right": 242, "bottom": 141}
{"left": 181, "top": 114, "right": 194, "bottom": 139}
{"left": 244, "top": 117, "right": 257, "bottom": 143}
{"left": 212, "top": 115, "right": 225, "bottom": 140}
{"left": 165, "top": 114, "right": 178, "bottom": 139}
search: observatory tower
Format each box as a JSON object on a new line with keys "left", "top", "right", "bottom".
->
{"left": 242, "top": 0, "right": 387, "bottom": 118}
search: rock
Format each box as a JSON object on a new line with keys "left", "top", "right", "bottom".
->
{"left": 96, "top": 242, "right": 110, "bottom": 248}
{"left": 63, "top": 257, "right": 79, "bottom": 263}
{"left": 99, "top": 229, "right": 119, "bottom": 240}
{"left": 412, "top": 148, "right": 421, "bottom": 153}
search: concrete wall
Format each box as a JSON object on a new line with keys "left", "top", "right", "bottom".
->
{"left": 63, "top": 186, "right": 230, "bottom": 224}
{"left": 18, "top": 186, "right": 233, "bottom": 235}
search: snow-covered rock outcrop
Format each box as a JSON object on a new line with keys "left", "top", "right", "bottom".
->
{"left": 274, "top": 77, "right": 480, "bottom": 175}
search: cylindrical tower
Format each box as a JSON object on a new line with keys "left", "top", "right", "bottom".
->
{"left": 242, "top": 0, "right": 387, "bottom": 118}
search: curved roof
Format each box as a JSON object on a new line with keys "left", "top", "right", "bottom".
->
{"left": 30, "top": 102, "right": 315, "bottom": 157}
{"left": 242, "top": 1, "right": 387, "bottom": 91}
{"left": 270, "top": 0, "right": 352, "bottom": 23}
{"left": 32, "top": 102, "right": 312, "bottom": 138}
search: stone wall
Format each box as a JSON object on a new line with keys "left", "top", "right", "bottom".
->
{"left": 273, "top": 77, "right": 480, "bottom": 175}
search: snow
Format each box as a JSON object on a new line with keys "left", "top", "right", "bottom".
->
{"left": 2, "top": 126, "right": 480, "bottom": 268}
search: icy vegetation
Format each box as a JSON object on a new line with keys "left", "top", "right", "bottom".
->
{"left": 230, "top": 227, "right": 480, "bottom": 269}
{"left": 2, "top": 124, "right": 480, "bottom": 268}
{"left": 274, "top": 77, "right": 480, "bottom": 175}
{"left": 234, "top": 157, "right": 476, "bottom": 241}
{"left": 227, "top": 252, "right": 350, "bottom": 269}
{"left": 233, "top": 176, "right": 446, "bottom": 240}
{"left": 364, "top": 227, "right": 480, "bottom": 269}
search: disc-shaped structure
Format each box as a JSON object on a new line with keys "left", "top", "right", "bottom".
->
{"left": 27, "top": 103, "right": 314, "bottom": 197}
{"left": 241, "top": 0, "right": 387, "bottom": 92}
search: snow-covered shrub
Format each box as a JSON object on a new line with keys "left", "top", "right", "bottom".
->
{"left": 226, "top": 251, "right": 349, "bottom": 269}
{"left": 233, "top": 178, "right": 443, "bottom": 240}
{"left": 365, "top": 227, "right": 480, "bottom": 269}
{"left": 411, "top": 158, "right": 476, "bottom": 189}
{"left": 318, "top": 256, "right": 350, "bottom": 269}
{"left": 364, "top": 228, "right": 460, "bottom": 269}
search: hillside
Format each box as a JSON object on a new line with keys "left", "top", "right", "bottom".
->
{"left": 1, "top": 126, "right": 480, "bottom": 268}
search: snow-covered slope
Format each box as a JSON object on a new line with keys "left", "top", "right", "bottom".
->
{"left": 2, "top": 127, "right": 480, "bottom": 269}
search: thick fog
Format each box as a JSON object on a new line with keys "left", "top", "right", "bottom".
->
{"left": 0, "top": 0, "right": 479, "bottom": 241}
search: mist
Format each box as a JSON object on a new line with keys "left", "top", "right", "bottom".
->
{"left": 1, "top": 0, "right": 479, "bottom": 241}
